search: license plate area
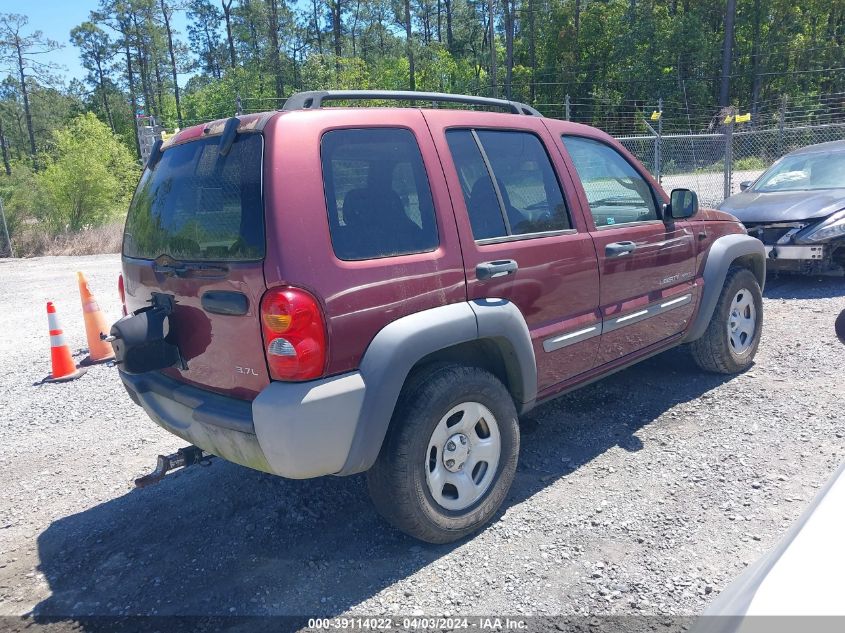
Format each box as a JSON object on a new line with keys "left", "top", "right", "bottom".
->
{"left": 765, "top": 245, "right": 825, "bottom": 260}
{"left": 110, "top": 295, "right": 185, "bottom": 375}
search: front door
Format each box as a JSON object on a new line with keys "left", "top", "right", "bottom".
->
{"left": 558, "top": 135, "right": 697, "bottom": 365}
{"left": 424, "top": 110, "right": 601, "bottom": 392}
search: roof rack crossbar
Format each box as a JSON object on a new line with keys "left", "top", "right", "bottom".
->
{"left": 281, "top": 90, "right": 542, "bottom": 117}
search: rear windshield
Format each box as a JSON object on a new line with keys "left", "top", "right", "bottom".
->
{"left": 123, "top": 133, "right": 264, "bottom": 261}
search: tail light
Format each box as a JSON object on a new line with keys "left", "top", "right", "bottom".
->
{"left": 260, "top": 287, "right": 326, "bottom": 381}
{"left": 118, "top": 273, "right": 127, "bottom": 316}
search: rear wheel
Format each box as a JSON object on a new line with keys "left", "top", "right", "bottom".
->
{"left": 689, "top": 267, "right": 763, "bottom": 374}
{"left": 367, "top": 364, "right": 519, "bottom": 543}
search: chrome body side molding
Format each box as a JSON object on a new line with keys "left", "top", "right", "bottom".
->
{"left": 542, "top": 293, "right": 693, "bottom": 352}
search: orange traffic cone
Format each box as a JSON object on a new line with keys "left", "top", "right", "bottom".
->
{"left": 46, "top": 302, "right": 86, "bottom": 383}
{"left": 77, "top": 272, "right": 115, "bottom": 365}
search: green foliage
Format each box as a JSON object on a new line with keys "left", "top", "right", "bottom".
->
{"left": 183, "top": 66, "right": 260, "bottom": 123}
{"left": 36, "top": 112, "right": 139, "bottom": 231}
{"left": 300, "top": 56, "right": 373, "bottom": 91}
{"left": 1, "top": 0, "right": 844, "bottom": 257}
{"left": 0, "top": 160, "right": 41, "bottom": 238}
{"left": 733, "top": 156, "right": 769, "bottom": 170}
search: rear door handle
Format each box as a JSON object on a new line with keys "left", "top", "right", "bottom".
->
{"left": 476, "top": 259, "right": 518, "bottom": 280}
{"left": 605, "top": 241, "right": 637, "bottom": 257}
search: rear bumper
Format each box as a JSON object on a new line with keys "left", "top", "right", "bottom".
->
{"left": 120, "top": 369, "right": 366, "bottom": 479}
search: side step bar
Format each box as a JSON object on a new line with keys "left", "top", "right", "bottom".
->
{"left": 135, "top": 445, "right": 213, "bottom": 488}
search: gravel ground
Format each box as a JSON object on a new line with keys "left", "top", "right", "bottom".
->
{"left": 0, "top": 254, "right": 843, "bottom": 620}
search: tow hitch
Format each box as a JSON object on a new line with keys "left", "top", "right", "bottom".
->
{"left": 135, "top": 445, "right": 213, "bottom": 488}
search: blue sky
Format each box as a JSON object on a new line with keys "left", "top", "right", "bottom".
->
{"left": 5, "top": 0, "right": 190, "bottom": 84}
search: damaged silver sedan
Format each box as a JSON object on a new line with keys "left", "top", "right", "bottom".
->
{"left": 720, "top": 140, "right": 845, "bottom": 275}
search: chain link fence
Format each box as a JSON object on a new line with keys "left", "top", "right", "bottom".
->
{"left": 617, "top": 121, "right": 845, "bottom": 207}
{"left": 232, "top": 93, "right": 845, "bottom": 210}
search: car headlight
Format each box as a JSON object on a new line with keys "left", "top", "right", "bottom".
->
{"left": 795, "top": 209, "right": 845, "bottom": 243}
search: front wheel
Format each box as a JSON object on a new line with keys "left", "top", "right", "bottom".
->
{"left": 689, "top": 267, "right": 763, "bottom": 374}
{"left": 367, "top": 364, "right": 520, "bottom": 543}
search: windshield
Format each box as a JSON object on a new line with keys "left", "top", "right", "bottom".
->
{"left": 752, "top": 150, "right": 845, "bottom": 192}
{"left": 123, "top": 133, "right": 264, "bottom": 261}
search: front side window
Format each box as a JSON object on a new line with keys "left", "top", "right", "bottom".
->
{"left": 562, "top": 136, "right": 658, "bottom": 228}
{"left": 321, "top": 128, "right": 439, "bottom": 260}
{"left": 447, "top": 129, "right": 571, "bottom": 241}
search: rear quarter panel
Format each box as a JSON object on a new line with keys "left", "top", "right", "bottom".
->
{"left": 261, "top": 110, "right": 467, "bottom": 376}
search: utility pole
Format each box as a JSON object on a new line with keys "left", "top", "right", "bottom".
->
{"left": 488, "top": 0, "right": 497, "bottom": 97}
{"left": 719, "top": 0, "right": 737, "bottom": 106}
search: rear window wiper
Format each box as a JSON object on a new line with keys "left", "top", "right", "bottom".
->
{"left": 153, "top": 260, "right": 229, "bottom": 278}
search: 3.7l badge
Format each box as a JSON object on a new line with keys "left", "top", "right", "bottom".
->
{"left": 235, "top": 366, "right": 259, "bottom": 376}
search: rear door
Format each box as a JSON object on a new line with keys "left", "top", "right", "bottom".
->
{"left": 122, "top": 131, "right": 269, "bottom": 399}
{"left": 556, "top": 133, "right": 697, "bottom": 365}
{"left": 424, "top": 110, "right": 601, "bottom": 393}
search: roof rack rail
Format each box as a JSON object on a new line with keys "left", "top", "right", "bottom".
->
{"left": 281, "top": 90, "right": 542, "bottom": 117}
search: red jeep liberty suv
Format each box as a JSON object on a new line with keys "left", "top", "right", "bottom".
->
{"left": 113, "top": 91, "right": 766, "bottom": 543}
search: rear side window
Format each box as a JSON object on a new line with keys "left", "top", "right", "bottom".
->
{"left": 562, "top": 135, "right": 658, "bottom": 227}
{"left": 321, "top": 128, "right": 439, "bottom": 260}
{"left": 124, "top": 134, "right": 264, "bottom": 261}
{"left": 447, "top": 129, "right": 571, "bottom": 241}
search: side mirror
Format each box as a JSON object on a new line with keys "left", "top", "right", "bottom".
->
{"left": 666, "top": 188, "right": 699, "bottom": 219}
{"left": 739, "top": 180, "right": 752, "bottom": 191}
{"left": 836, "top": 309, "right": 845, "bottom": 345}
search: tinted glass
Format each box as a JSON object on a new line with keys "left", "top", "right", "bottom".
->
{"left": 562, "top": 136, "right": 657, "bottom": 227}
{"left": 477, "top": 130, "right": 571, "bottom": 235}
{"left": 321, "top": 128, "right": 439, "bottom": 260}
{"left": 446, "top": 130, "right": 507, "bottom": 239}
{"left": 124, "top": 134, "right": 264, "bottom": 261}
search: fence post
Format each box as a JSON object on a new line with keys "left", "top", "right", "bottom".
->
{"left": 655, "top": 97, "right": 663, "bottom": 184}
{"left": 236, "top": 94, "right": 243, "bottom": 116}
{"left": 777, "top": 95, "right": 787, "bottom": 157}
{"left": 723, "top": 106, "right": 735, "bottom": 201}
{"left": 0, "top": 197, "right": 13, "bottom": 258}
{"left": 565, "top": 94, "right": 571, "bottom": 121}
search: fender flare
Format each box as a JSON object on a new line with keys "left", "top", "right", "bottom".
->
{"left": 336, "top": 300, "right": 537, "bottom": 475}
{"left": 684, "top": 233, "right": 766, "bottom": 343}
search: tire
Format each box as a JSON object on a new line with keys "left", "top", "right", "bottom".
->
{"left": 836, "top": 308, "right": 845, "bottom": 345}
{"left": 689, "top": 266, "right": 763, "bottom": 374}
{"left": 367, "top": 364, "right": 520, "bottom": 544}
